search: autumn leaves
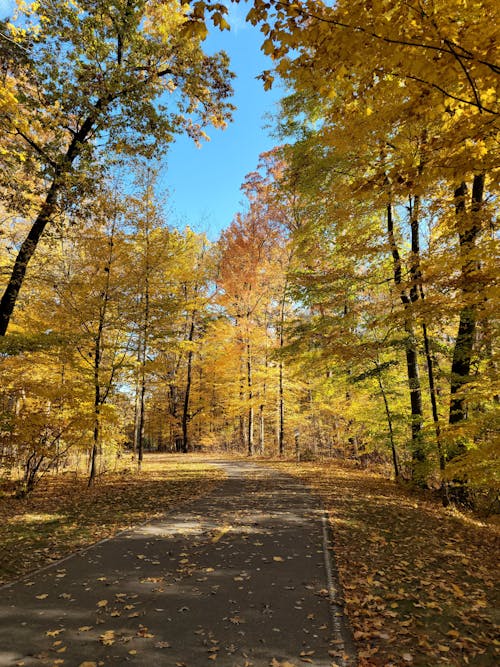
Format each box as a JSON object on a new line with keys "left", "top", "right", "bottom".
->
{"left": 0, "top": 1, "right": 498, "bottom": 499}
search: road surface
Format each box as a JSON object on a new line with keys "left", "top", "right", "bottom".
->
{"left": 0, "top": 460, "right": 354, "bottom": 666}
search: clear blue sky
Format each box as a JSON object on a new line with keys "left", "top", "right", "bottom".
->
{"left": 1, "top": 0, "right": 282, "bottom": 240}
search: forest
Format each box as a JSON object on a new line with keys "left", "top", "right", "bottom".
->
{"left": 0, "top": 0, "right": 498, "bottom": 506}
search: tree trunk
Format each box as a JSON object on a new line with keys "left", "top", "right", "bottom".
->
{"left": 137, "top": 261, "right": 150, "bottom": 464}
{"left": 87, "top": 221, "right": 114, "bottom": 486}
{"left": 181, "top": 318, "right": 195, "bottom": 454}
{"left": 0, "top": 179, "right": 60, "bottom": 335}
{"left": 137, "top": 349, "right": 147, "bottom": 464}
{"left": 387, "top": 202, "right": 425, "bottom": 472}
{"left": 247, "top": 340, "right": 254, "bottom": 456}
{"left": 278, "top": 279, "right": 288, "bottom": 457}
{"left": 376, "top": 368, "right": 399, "bottom": 479}
{"left": 278, "top": 359, "right": 285, "bottom": 456}
{"left": 0, "top": 107, "right": 101, "bottom": 335}
{"left": 449, "top": 175, "right": 484, "bottom": 426}
{"left": 259, "top": 403, "right": 265, "bottom": 454}
{"left": 88, "top": 345, "right": 101, "bottom": 488}
{"left": 133, "top": 343, "right": 141, "bottom": 455}
{"left": 421, "top": 320, "right": 448, "bottom": 504}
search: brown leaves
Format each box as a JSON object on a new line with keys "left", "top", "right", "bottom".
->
{"left": 0, "top": 456, "right": 224, "bottom": 586}
{"left": 271, "top": 460, "right": 500, "bottom": 667}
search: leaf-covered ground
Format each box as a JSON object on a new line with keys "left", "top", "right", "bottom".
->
{"left": 268, "top": 460, "right": 499, "bottom": 667}
{"left": 0, "top": 454, "right": 224, "bottom": 586}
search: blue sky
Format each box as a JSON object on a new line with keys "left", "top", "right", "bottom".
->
{"left": 0, "top": 0, "right": 282, "bottom": 240}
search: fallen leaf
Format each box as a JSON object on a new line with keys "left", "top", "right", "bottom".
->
{"left": 46, "top": 629, "right": 64, "bottom": 637}
{"left": 96, "top": 599, "right": 108, "bottom": 608}
{"left": 35, "top": 594, "right": 48, "bottom": 600}
{"left": 229, "top": 616, "right": 245, "bottom": 624}
{"left": 137, "top": 625, "right": 154, "bottom": 638}
{"left": 273, "top": 556, "right": 285, "bottom": 562}
{"left": 99, "top": 630, "right": 115, "bottom": 646}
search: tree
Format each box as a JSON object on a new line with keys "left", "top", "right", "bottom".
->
{"left": 0, "top": 0, "right": 234, "bottom": 335}
{"left": 126, "top": 166, "right": 173, "bottom": 464}
{"left": 38, "top": 192, "right": 133, "bottom": 485}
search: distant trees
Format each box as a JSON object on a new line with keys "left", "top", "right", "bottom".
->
{"left": 0, "top": 0, "right": 497, "bottom": 509}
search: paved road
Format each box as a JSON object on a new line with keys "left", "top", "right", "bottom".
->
{"left": 0, "top": 461, "right": 354, "bottom": 667}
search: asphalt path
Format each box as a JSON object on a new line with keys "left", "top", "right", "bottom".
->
{"left": 0, "top": 460, "right": 354, "bottom": 667}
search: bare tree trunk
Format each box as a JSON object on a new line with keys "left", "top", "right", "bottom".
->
{"left": 133, "top": 343, "right": 141, "bottom": 455}
{"left": 376, "top": 367, "right": 399, "bottom": 479}
{"left": 247, "top": 340, "right": 254, "bottom": 455}
{"left": 421, "top": 320, "right": 448, "bottom": 504}
{"left": 181, "top": 318, "right": 195, "bottom": 454}
{"left": 278, "top": 358, "right": 285, "bottom": 456}
{"left": 387, "top": 201, "right": 425, "bottom": 474}
{"left": 408, "top": 192, "right": 447, "bottom": 495}
{"left": 88, "top": 346, "right": 101, "bottom": 488}
{"left": 449, "top": 175, "right": 485, "bottom": 426}
{"left": 0, "top": 181, "right": 59, "bottom": 335}
{"left": 137, "top": 342, "right": 147, "bottom": 464}
{"left": 259, "top": 403, "right": 265, "bottom": 454}
{"left": 87, "top": 219, "right": 115, "bottom": 486}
